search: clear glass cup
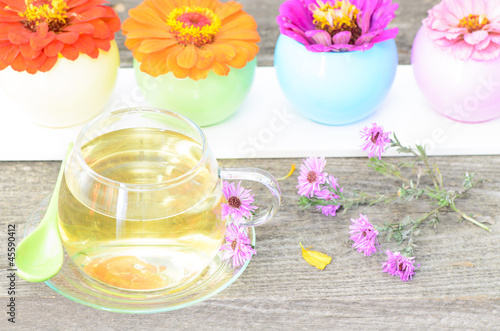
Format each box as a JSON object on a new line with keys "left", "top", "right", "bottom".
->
{"left": 58, "top": 107, "right": 280, "bottom": 292}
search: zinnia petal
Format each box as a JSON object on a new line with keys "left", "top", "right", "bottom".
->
{"left": 19, "top": 42, "right": 41, "bottom": 60}
{"left": 56, "top": 32, "right": 80, "bottom": 44}
{"left": 60, "top": 44, "right": 80, "bottom": 60}
{"left": 176, "top": 44, "right": 199, "bottom": 69}
{"left": 7, "top": 26, "right": 31, "bottom": 45}
{"left": 44, "top": 41, "right": 65, "bottom": 57}
{"left": 195, "top": 48, "right": 214, "bottom": 70}
{"left": 212, "top": 61, "right": 230, "bottom": 76}
{"left": 332, "top": 31, "right": 352, "bottom": 45}
{"left": 463, "top": 30, "right": 489, "bottom": 45}
{"left": 73, "top": 34, "right": 95, "bottom": 54}
{"left": 306, "top": 30, "right": 333, "bottom": 46}
{"left": 10, "top": 52, "right": 27, "bottom": 71}
{"left": 138, "top": 38, "right": 177, "bottom": 53}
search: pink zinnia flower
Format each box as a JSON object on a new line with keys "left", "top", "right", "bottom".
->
{"left": 220, "top": 223, "right": 256, "bottom": 268}
{"left": 277, "top": 0, "right": 399, "bottom": 53}
{"left": 297, "top": 157, "right": 327, "bottom": 197}
{"left": 382, "top": 250, "right": 418, "bottom": 282}
{"left": 221, "top": 181, "right": 258, "bottom": 224}
{"left": 423, "top": 0, "right": 500, "bottom": 61}
{"left": 360, "top": 123, "right": 391, "bottom": 159}
{"left": 349, "top": 214, "right": 381, "bottom": 256}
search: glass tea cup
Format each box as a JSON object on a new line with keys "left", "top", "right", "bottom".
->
{"left": 58, "top": 107, "right": 280, "bottom": 292}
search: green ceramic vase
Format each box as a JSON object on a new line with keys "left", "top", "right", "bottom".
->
{"left": 134, "top": 58, "right": 257, "bottom": 127}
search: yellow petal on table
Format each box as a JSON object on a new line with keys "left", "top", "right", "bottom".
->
{"left": 300, "top": 243, "right": 332, "bottom": 270}
{"left": 277, "top": 163, "right": 296, "bottom": 181}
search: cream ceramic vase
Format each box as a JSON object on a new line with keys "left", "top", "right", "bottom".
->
{"left": 0, "top": 41, "right": 120, "bottom": 128}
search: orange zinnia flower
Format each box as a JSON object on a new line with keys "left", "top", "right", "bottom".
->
{"left": 122, "top": 0, "right": 260, "bottom": 81}
{"left": 0, "top": 0, "right": 120, "bottom": 74}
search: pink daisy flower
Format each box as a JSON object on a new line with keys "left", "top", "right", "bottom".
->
{"left": 382, "top": 250, "right": 418, "bottom": 282}
{"left": 360, "top": 123, "right": 391, "bottom": 159}
{"left": 349, "top": 214, "right": 381, "bottom": 256}
{"left": 297, "top": 157, "right": 327, "bottom": 197}
{"left": 220, "top": 223, "right": 256, "bottom": 268}
{"left": 221, "top": 181, "right": 258, "bottom": 224}
{"left": 423, "top": 0, "right": 500, "bottom": 61}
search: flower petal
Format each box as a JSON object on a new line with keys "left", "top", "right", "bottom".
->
{"left": 60, "top": 44, "right": 80, "bottom": 60}
{"left": 211, "top": 61, "right": 230, "bottom": 76}
{"left": 215, "top": 1, "right": 243, "bottom": 21}
{"left": 300, "top": 243, "right": 332, "bottom": 270}
{"left": 44, "top": 41, "right": 65, "bottom": 57}
{"left": 7, "top": 26, "right": 32, "bottom": 45}
{"left": 332, "top": 31, "right": 352, "bottom": 45}
{"left": 138, "top": 38, "right": 177, "bottom": 53}
{"left": 464, "top": 30, "right": 489, "bottom": 45}
{"left": 305, "top": 30, "right": 333, "bottom": 46}
{"left": 56, "top": 32, "right": 79, "bottom": 44}
{"left": 195, "top": 48, "right": 214, "bottom": 70}
{"left": 0, "top": 44, "right": 19, "bottom": 63}
{"left": 10, "top": 53, "right": 27, "bottom": 72}
{"left": 65, "top": 23, "right": 95, "bottom": 35}
{"left": 73, "top": 34, "right": 96, "bottom": 54}
{"left": 176, "top": 44, "right": 198, "bottom": 69}
{"left": 128, "top": 6, "right": 169, "bottom": 30}
{"left": 19, "top": 42, "right": 41, "bottom": 60}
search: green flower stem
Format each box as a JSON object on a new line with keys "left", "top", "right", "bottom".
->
{"left": 412, "top": 205, "right": 444, "bottom": 231}
{"left": 449, "top": 204, "right": 492, "bottom": 232}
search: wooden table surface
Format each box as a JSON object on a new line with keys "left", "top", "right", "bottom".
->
{"left": 1, "top": 0, "right": 500, "bottom": 329}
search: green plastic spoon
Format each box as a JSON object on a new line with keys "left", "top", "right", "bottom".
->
{"left": 15, "top": 143, "right": 73, "bottom": 282}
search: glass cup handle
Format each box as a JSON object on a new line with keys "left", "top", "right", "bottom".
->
{"left": 219, "top": 167, "right": 281, "bottom": 227}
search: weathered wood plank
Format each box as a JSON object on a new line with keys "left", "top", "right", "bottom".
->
{"left": 1, "top": 156, "right": 499, "bottom": 329}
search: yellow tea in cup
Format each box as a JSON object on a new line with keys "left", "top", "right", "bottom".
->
{"left": 58, "top": 108, "right": 280, "bottom": 292}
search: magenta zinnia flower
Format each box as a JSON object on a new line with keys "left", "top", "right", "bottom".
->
{"left": 297, "top": 156, "right": 327, "bottom": 197}
{"left": 349, "top": 214, "right": 381, "bottom": 256}
{"left": 277, "top": 0, "right": 399, "bottom": 52}
{"left": 221, "top": 181, "right": 258, "bottom": 224}
{"left": 360, "top": 123, "right": 391, "bottom": 159}
{"left": 382, "top": 250, "right": 418, "bottom": 282}
{"left": 220, "top": 223, "right": 256, "bottom": 268}
{"left": 423, "top": 0, "right": 500, "bottom": 61}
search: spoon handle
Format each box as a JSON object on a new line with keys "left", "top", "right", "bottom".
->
{"left": 44, "top": 143, "right": 74, "bottom": 224}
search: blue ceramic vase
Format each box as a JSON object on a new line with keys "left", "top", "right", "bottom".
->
{"left": 274, "top": 35, "right": 398, "bottom": 125}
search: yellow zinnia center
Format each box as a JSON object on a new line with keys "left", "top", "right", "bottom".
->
{"left": 21, "top": 0, "right": 68, "bottom": 32}
{"left": 167, "top": 6, "right": 221, "bottom": 47}
{"left": 458, "top": 14, "right": 489, "bottom": 33}
{"left": 309, "top": 0, "right": 361, "bottom": 44}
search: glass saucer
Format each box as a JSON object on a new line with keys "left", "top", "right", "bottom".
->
{"left": 24, "top": 195, "right": 255, "bottom": 314}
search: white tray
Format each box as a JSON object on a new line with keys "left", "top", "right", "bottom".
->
{"left": 1, "top": 65, "right": 499, "bottom": 161}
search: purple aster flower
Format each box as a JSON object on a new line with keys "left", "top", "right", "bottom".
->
{"left": 348, "top": 214, "right": 381, "bottom": 256}
{"left": 277, "top": 0, "right": 399, "bottom": 53}
{"left": 327, "top": 175, "right": 339, "bottom": 190}
{"left": 221, "top": 181, "right": 258, "bottom": 224}
{"left": 297, "top": 156, "right": 327, "bottom": 197}
{"left": 316, "top": 204, "right": 340, "bottom": 216}
{"left": 314, "top": 184, "right": 342, "bottom": 216}
{"left": 360, "top": 123, "right": 391, "bottom": 159}
{"left": 220, "top": 223, "right": 256, "bottom": 268}
{"left": 382, "top": 250, "right": 418, "bottom": 282}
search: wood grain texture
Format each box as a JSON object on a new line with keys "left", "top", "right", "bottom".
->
{"left": 2, "top": 0, "right": 500, "bottom": 329}
{"left": 1, "top": 156, "right": 499, "bottom": 329}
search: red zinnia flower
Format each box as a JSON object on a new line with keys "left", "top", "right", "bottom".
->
{"left": 0, "top": 0, "right": 120, "bottom": 74}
